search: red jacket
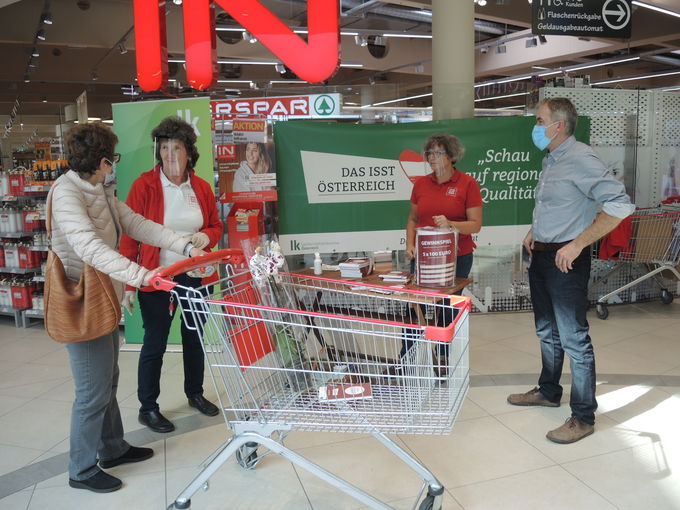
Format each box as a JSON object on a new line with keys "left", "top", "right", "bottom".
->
{"left": 120, "top": 165, "right": 223, "bottom": 291}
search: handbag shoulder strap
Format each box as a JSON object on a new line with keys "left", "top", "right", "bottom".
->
{"left": 46, "top": 188, "right": 54, "bottom": 240}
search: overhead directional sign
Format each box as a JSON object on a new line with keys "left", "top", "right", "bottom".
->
{"left": 532, "top": 0, "right": 632, "bottom": 39}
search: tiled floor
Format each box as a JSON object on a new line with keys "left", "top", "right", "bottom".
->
{"left": 1, "top": 301, "right": 679, "bottom": 510}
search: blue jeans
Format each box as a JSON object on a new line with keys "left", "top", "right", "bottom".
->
{"left": 65, "top": 330, "right": 129, "bottom": 480}
{"left": 137, "top": 273, "right": 207, "bottom": 413}
{"left": 529, "top": 249, "right": 597, "bottom": 425}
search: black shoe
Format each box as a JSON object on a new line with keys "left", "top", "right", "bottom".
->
{"left": 99, "top": 446, "right": 154, "bottom": 469}
{"left": 188, "top": 395, "right": 219, "bottom": 416}
{"left": 138, "top": 410, "right": 175, "bottom": 433}
{"left": 69, "top": 470, "right": 122, "bottom": 493}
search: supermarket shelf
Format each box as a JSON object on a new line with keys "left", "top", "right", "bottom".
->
{"left": 0, "top": 232, "right": 35, "bottom": 238}
{"left": 23, "top": 309, "right": 44, "bottom": 318}
{"left": 32, "top": 275, "right": 45, "bottom": 282}
{"left": 0, "top": 305, "right": 27, "bottom": 328}
{"left": 29, "top": 245, "right": 49, "bottom": 251}
{"left": 0, "top": 267, "right": 40, "bottom": 274}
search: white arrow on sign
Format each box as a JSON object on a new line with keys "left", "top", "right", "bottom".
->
{"left": 602, "top": 0, "right": 631, "bottom": 30}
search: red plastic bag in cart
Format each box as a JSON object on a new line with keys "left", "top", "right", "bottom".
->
{"left": 223, "top": 280, "right": 274, "bottom": 368}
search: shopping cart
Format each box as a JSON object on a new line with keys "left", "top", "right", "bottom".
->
{"left": 595, "top": 207, "right": 680, "bottom": 319}
{"left": 152, "top": 249, "right": 471, "bottom": 510}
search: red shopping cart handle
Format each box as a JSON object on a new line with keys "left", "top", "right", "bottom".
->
{"left": 149, "top": 249, "right": 246, "bottom": 291}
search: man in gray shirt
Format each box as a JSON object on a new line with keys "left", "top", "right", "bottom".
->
{"left": 507, "top": 97, "right": 634, "bottom": 444}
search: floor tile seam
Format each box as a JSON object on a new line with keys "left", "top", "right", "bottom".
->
{"left": 555, "top": 457, "right": 627, "bottom": 510}
{"left": 0, "top": 442, "right": 47, "bottom": 455}
{"left": 289, "top": 462, "right": 315, "bottom": 510}
{"left": 0, "top": 376, "right": 73, "bottom": 393}
{"left": 486, "top": 412, "right": 559, "bottom": 467}
{"left": 444, "top": 463, "right": 561, "bottom": 491}
{"left": 470, "top": 373, "right": 680, "bottom": 388}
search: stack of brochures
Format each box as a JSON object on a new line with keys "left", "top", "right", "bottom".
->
{"left": 339, "top": 258, "right": 372, "bottom": 278}
{"left": 378, "top": 270, "right": 410, "bottom": 283}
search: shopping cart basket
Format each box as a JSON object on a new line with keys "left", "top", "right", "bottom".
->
{"left": 153, "top": 249, "right": 471, "bottom": 510}
{"left": 595, "top": 207, "right": 680, "bottom": 319}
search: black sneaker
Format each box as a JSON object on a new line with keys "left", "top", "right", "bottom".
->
{"left": 99, "top": 446, "right": 154, "bottom": 469}
{"left": 69, "top": 470, "right": 122, "bottom": 493}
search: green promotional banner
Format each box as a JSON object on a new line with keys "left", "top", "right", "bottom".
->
{"left": 275, "top": 116, "right": 589, "bottom": 254}
{"left": 112, "top": 97, "right": 214, "bottom": 344}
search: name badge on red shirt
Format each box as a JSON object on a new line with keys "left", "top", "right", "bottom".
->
{"left": 446, "top": 187, "right": 458, "bottom": 196}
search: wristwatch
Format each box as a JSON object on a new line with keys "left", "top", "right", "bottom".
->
{"left": 183, "top": 242, "right": 195, "bottom": 257}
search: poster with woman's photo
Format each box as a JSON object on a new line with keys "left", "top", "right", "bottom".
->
{"left": 219, "top": 119, "right": 278, "bottom": 203}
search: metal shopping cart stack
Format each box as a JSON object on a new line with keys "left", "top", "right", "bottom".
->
{"left": 152, "top": 249, "right": 471, "bottom": 510}
{"left": 594, "top": 206, "right": 680, "bottom": 319}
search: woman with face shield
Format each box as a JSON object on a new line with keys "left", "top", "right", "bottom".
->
{"left": 119, "top": 117, "right": 223, "bottom": 434}
{"left": 232, "top": 142, "right": 272, "bottom": 192}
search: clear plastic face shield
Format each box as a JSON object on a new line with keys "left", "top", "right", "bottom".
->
{"left": 155, "top": 137, "right": 187, "bottom": 177}
{"left": 424, "top": 148, "right": 448, "bottom": 177}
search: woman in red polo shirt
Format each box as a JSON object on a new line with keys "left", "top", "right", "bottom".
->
{"left": 405, "top": 133, "right": 483, "bottom": 278}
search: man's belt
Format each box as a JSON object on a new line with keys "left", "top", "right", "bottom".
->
{"left": 533, "top": 241, "right": 572, "bottom": 251}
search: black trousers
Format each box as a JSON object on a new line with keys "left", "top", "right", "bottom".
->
{"left": 137, "top": 273, "right": 207, "bottom": 413}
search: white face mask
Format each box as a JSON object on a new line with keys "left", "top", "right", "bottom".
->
{"left": 103, "top": 161, "right": 116, "bottom": 187}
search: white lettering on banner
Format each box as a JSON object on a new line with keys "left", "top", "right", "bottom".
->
{"left": 177, "top": 108, "right": 201, "bottom": 136}
{"left": 300, "top": 151, "right": 412, "bottom": 204}
{"left": 212, "top": 94, "right": 341, "bottom": 119}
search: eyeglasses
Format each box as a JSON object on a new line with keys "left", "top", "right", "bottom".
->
{"left": 424, "top": 150, "right": 447, "bottom": 158}
{"left": 104, "top": 153, "right": 121, "bottom": 165}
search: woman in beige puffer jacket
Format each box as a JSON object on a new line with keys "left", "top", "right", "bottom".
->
{"left": 50, "top": 123, "right": 205, "bottom": 494}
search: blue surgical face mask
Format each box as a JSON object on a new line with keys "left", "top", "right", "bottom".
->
{"left": 103, "top": 162, "right": 116, "bottom": 187}
{"left": 532, "top": 121, "right": 559, "bottom": 150}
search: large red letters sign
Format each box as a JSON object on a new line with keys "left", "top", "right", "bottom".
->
{"left": 133, "top": 0, "right": 340, "bottom": 92}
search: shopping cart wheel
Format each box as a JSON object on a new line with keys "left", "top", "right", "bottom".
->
{"left": 235, "top": 442, "right": 260, "bottom": 470}
{"left": 596, "top": 304, "right": 609, "bottom": 320}
{"left": 660, "top": 289, "right": 674, "bottom": 305}
{"left": 418, "top": 495, "right": 441, "bottom": 510}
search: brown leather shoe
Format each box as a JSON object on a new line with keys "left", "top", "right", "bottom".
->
{"left": 507, "top": 387, "right": 560, "bottom": 407}
{"left": 547, "top": 416, "right": 594, "bottom": 444}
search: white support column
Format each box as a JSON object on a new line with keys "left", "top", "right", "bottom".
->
{"left": 432, "top": 0, "right": 475, "bottom": 120}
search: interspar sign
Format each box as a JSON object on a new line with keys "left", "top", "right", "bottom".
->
{"left": 211, "top": 94, "right": 342, "bottom": 120}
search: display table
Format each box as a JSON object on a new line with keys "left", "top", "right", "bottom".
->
{"left": 293, "top": 266, "right": 472, "bottom": 297}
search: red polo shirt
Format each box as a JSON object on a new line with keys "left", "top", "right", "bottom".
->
{"left": 410, "top": 170, "right": 483, "bottom": 256}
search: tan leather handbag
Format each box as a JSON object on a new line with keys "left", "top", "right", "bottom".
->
{"left": 44, "top": 190, "right": 121, "bottom": 342}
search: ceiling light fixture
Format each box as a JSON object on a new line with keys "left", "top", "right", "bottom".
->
{"left": 242, "top": 31, "right": 257, "bottom": 44}
{"left": 31, "top": 48, "right": 39, "bottom": 57}
{"left": 36, "top": 29, "right": 46, "bottom": 41}
{"left": 631, "top": 1, "right": 680, "bottom": 18}
{"left": 525, "top": 38, "right": 538, "bottom": 48}
{"left": 355, "top": 35, "right": 368, "bottom": 47}
{"left": 496, "top": 45, "right": 507, "bottom": 54}
{"left": 118, "top": 43, "right": 127, "bottom": 55}
{"left": 23, "top": 75, "right": 30, "bottom": 83}
{"left": 168, "top": 57, "right": 363, "bottom": 68}
{"left": 40, "top": 12, "right": 53, "bottom": 24}
{"left": 365, "top": 92, "right": 433, "bottom": 108}
{"left": 275, "top": 63, "right": 286, "bottom": 74}
{"left": 474, "top": 91, "right": 529, "bottom": 102}
{"left": 90, "top": 71, "right": 98, "bottom": 81}
{"left": 593, "top": 69, "right": 680, "bottom": 85}
{"left": 568, "top": 55, "right": 639, "bottom": 72}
